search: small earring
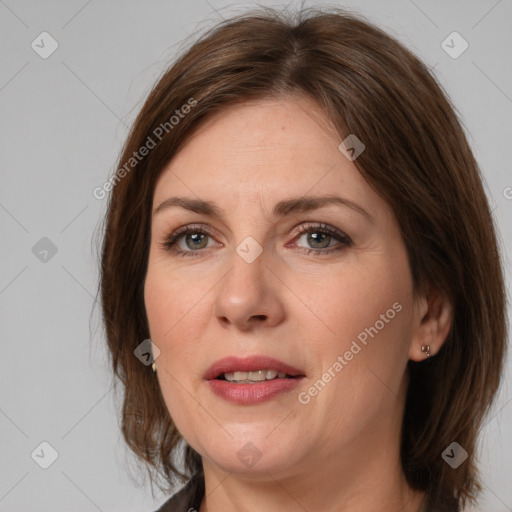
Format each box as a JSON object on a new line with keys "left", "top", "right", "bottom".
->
{"left": 152, "top": 361, "right": 157, "bottom": 373}
{"left": 421, "top": 344, "right": 431, "bottom": 358}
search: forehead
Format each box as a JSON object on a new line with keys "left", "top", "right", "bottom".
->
{"left": 152, "top": 96, "right": 382, "bottom": 221}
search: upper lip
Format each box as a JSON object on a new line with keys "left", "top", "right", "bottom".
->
{"left": 204, "top": 355, "right": 306, "bottom": 380}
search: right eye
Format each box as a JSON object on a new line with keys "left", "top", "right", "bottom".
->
{"left": 159, "top": 224, "right": 219, "bottom": 257}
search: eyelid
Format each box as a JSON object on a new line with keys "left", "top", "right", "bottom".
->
{"left": 289, "top": 222, "right": 350, "bottom": 241}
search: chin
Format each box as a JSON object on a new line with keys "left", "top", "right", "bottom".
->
{"left": 199, "top": 429, "right": 304, "bottom": 476}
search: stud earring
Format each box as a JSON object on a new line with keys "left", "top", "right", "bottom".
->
{"left": 421, "top": 344, "right": 431, "bottom": 358}
{"left": 152, "top": 362, "right": 157, "bottom": 372}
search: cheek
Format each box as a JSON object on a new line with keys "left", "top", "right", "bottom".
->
{"left": 145, "top": 262, "right": 199, "bottom": 339}
{"left": 144, "top": 273, "right": 171, "bottom": 340}
{"left": 309, "top": 259, "right": 408, "bottom": 340}
{"left": 303, "top": 248, "right": 413, "bottom": 392}
{"left": 144, "top": 269, "right": 208, "bottom": 441}
{"left": 154, "top": 366, "right": 205, "bottom": 451}
{"left": 144, "top": 264, "right": 211, "bottom": 373}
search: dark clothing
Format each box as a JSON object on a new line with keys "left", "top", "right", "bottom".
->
{"left": 154, "top": 471, "right": 204, "bottom": 512}
{"left": 153, "top": 470, "right": 459, "bottom": 512}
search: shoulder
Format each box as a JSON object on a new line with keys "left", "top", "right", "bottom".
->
{"left": 152, "top": 471, "right": 205, "bottom": 512}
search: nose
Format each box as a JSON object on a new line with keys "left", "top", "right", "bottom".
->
{"left": 213, "top": 247, "right": 286, "bottom": 332}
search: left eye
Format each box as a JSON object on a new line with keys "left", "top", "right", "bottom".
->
{"left": 289, "top": 224, "right": 352, "bottom": 254}
{"left": 295, "top": 230, "right": 339, "bottom": 250}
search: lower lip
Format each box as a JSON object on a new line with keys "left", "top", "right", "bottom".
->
{"left": 207, "top": 377, "right": 304, "bottom": 405}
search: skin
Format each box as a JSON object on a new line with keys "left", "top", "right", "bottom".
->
{"left": 144, "top": 95, "right": 453, "bottom": 512}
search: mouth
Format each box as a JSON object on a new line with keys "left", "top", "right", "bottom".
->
{"left": 204, "top": 355, "right": 306, "bottom": 404}
{"left": 204, "top": 355, "right": 306, "bottom": 382}
{"left": 215, "top": 370, "right": 301, "bottom": 383}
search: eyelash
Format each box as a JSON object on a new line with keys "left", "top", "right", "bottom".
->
{"left": 159, "top": 223, "right": 352, "bottom": 258}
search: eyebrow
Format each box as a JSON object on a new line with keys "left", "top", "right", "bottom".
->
{"left": 153, "top": 195, "right": 373, "bottom": 222}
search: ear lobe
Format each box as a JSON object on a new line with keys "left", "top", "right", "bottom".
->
{"left": 409, "top": 288, "right": 453, "bottom": 361}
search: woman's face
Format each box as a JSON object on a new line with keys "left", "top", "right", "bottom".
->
{"left": 144, "top": 96, "right": 426, "bottom": 478}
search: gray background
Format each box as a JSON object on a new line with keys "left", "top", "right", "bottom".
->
{"left": 0, "top": 0, "right": 511, "bottom": 511}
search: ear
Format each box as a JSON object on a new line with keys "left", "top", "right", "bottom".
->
{"left": 409, "top": 286, "right": 453, "bottom": 361}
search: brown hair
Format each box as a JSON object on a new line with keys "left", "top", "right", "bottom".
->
{"left": 97, "top": 6, "right": 508, "bottom": 510}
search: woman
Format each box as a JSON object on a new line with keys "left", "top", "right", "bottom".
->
{"left": 98, "top": 6, "right": 507, "bottom": 512}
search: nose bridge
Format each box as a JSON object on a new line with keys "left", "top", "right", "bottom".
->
{"left": 232, "top": 185, "right": 274, "bottom": 236}
{"left": 213, "top": 234, "right": 284, "bottom": 329}
{"left": 222, "top": 236, "right": 267, "bottom": 303}
{"left": 229, "top": 197, "right": 276, "bottom": 282}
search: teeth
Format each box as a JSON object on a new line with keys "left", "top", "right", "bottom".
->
{"left": 265, "top": 369, "right": 278, "bottom": 379}
{"left": 224, "top": 369, "right": 288, "bottom": 383}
